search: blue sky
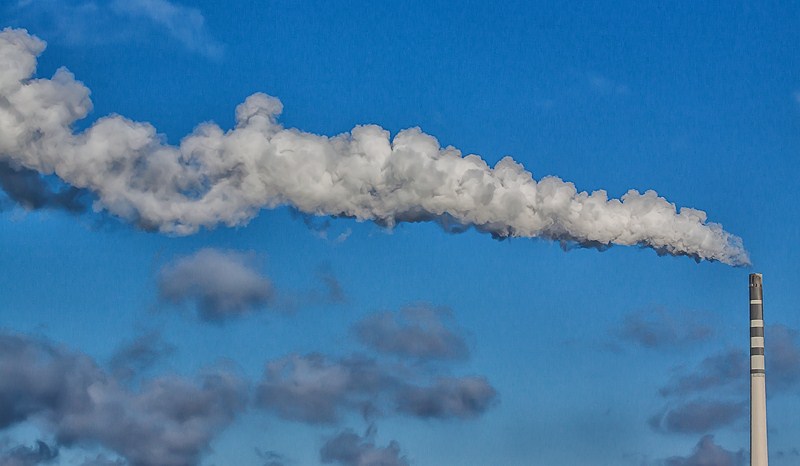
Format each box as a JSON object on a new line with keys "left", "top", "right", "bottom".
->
{"left": 0, "top": 1, "right": 799, "bottom": 465}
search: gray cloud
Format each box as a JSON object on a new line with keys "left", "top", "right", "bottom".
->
{"left": 650, "top": 325, "right": 800, "bottom": 435}
{"left": 315, "top": 268, "right": 347, "bottom": 305}
{"left": 255, "top": 353, "right": 497, "bottom": 424}
{"left": 765, "top": 324, "right": 800, "bottom": 392}
{"left": 255, "top": 353, "right": 398, "bottom": 424}
{"left": 0, "top": 441, "right": 58, "bottom": 466}
{"left": 661, "top": 435, "right": 745, "bottom": 466}
{"left": 0, "top": 29, "right": 748, "bottom": 265}
{"left": 320, "top": 427, "right": 408, "bottom": 466}
{"left": 0, "top": 161, "right": 88, "bottom": 213}
{"left": 158, "top": 249, "right": 273, "bottom": 323}
{"left": 79, "top": 455, "right": 127, "bottom": 466}
{"left": 649, "top": 400, "right": 746, "bottom": 434}
{"left": 659, "top": 349, "right": 747, "bottom": 397}
{"left": 395, "top": 376, "right": 496, "bottom": 420}
{"left": 7, "top": 0, "right": 221, "bottom": 58}
{"left": 255, "top": 449, "right": 287, "bottom": 466}
{"left": 659, "top": 324, "right": 800, "bottom": 398}
{"left": 354, "top": 305, "right": 469, "bottom": 361}
{"left": 618, "top": 309, "right": 713, "bottom": 351}
{"left": 0, "top": 332, "right": 246, "bottom": 466}
{"left": 109, "top": 331, "right": 175, "bottom": 382}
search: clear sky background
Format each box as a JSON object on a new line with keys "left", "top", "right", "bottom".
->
{"left": 0, "top": 1, "right": 799, "bottom": 465}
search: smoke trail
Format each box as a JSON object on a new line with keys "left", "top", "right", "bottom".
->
{"left": 0, "top": 28, "right": 749, "bottom": 265}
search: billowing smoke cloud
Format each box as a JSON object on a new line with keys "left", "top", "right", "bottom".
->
{"left": 0, "top": 332, "right": 246, "bottom": 466}
{"left": 320, "top": 427, "right": 408, "bottom": 466}
{"left": 0, "top": 29, "right": 749, "bottom": 265}
{"left": 157, "top": 248, "right": 273, "bottom": 323}
{"left": 354, "top": 305, "right": 469, "bottom": 361}
{"left": 661, "top": 435, "right": 745, "bottom": 466}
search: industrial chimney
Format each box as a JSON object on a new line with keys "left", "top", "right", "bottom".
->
{"left": 750, "top": 273, "right": 768, "bottom": 466}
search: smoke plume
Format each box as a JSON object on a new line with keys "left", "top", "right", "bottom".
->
{"left": 0, "top": 28, "right": 749, "bottom": 265}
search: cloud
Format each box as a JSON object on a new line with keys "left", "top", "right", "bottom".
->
{"left": 255, "top": 449, "right": 287, "bottom": 466}
{"left": 658, "top": 325, "right": 800, "bottom": 398}
{"left": 649, "top": 400, "right": 746, "bottom": 434}
{"left": 109, "top": 331, "right": 176, "bottom": 382}
{"left": 395, "top": 376, "right": 496, "bottom": 420}
{"left": 661, "top": 435, "right": 745, "bottom": 466}
{"left": 109, "top": 0, "right": 223, "bottom": 58}
{"left": 0, "top": 331, "right": 246, "bottom": 466}
{"left": 764, "top": 324, "right": 800, "bottom": 392}
{"left": 0, "top": 29, "right": 748, "bottom": 265}
{"left": 0, "top": 440, "right": 58, "bottom": 466}
{"left": 255, "top": 353, "right": 497, "bottom": 424}
{"left": 354, "top": 305, "right": 469, "bottom": 361}
{"left": 587, "top": 74, "right": 630, "bottom": 96}
{"left": 157, "top": 249, "right": 273, "bottom": 323}
{"left": 617, "top": 309, "right": 714, "bottom": 351}
{"left": 320, "top": 427, "right": 408, "bottom": 466}
{"left": 79, "top": 455, "right": 127, "bottom": 466}
{"left": 0, "top": 161, "right": 88, "bottom": 213}
{"left": 315, "top": 268, "right": 347, "bottom": 304}
{"left": 7, "top": 0, "right": 221, "bottom": 58}
{"left": 649, "top": 324, "right": 800, "bottom": 435}
{"left": 659, "top": 349, "right": 747, "bottom": 397}
{"left": 255, "top": 353, "right": 398, "bottom": 424}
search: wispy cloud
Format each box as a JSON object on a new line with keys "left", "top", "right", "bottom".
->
{"left": 109, "top": 0, "right": 223, "bottom": 58}
{"left": 0, "top": 440, "right": 58, "bottom": 466}
{"left": 615, "top": 308, "right": 714, "bottom": 351}
{"left": 646, "top": 323, "right": 800, "bottom": 436}
{"left": 648, "top": 400, "right": 746, "bottom": 434}
{"left": 255, "top": 305, "right": 495, "bottom": 424}
{"left": 660, "top": 435, "right": 745, "bottom": 466}
{"left": 320, "top": 426, "right": 408, "bottom": 466}
{"left": 354, "top": 305, "right": 469, "bottom": 361}
{"left": 8, "top": 0, "right": 222, "bottom": 58}
{"left": 108, "top": 331, "right": 176, "bottom": 382}
{"left": 587, "top": 73, "right": 630, "bottom": 96}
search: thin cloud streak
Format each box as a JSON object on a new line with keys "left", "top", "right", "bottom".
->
{"left": 8, "top": 0, "right": 222, "bottom": 58}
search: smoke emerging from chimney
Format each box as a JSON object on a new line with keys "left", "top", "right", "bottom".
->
{"left": 0, "top": 29, "right": 749, "bottom": 265}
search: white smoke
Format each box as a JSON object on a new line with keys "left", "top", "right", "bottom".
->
{"left": 0, "top": 28, "right": 749, "bottom": 265}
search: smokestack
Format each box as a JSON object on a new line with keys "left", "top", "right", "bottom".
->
{"left": 750, "top": 273, "right": 768, "bottom": 466}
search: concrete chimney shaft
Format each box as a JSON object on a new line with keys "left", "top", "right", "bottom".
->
{"left": 750, "top": 273, "right": 768, "bottom": 466}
